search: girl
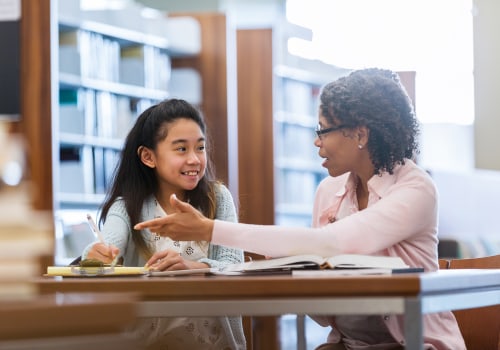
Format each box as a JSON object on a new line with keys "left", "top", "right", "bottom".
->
{"left": 82, "top": 98, "right": 246, "bottom": 350}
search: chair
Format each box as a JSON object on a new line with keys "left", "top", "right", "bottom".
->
{"left": 242, "top": 316, "right": 253, "bottom": 350}
{"left": 444, "top": 254, "right": 500, "bottom": 350}
{"left": 438, "top": 238, "right": 461, "bottom": 259}
{"left": 438, "top": 258, "right": 449, "bottom": 269}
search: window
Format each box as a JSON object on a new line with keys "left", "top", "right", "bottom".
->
{"left": 286, "top": 0, "right": 474, "bottom": 125}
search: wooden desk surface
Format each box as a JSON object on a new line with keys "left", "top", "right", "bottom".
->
{"left": 0, "top": 293, "right": 138, "bottom": 341}
{"left": 36, "top": 269, "right": 500, "bottom": 301}
{"left": 32, "top": 269, "right": 500, "bottom": 350}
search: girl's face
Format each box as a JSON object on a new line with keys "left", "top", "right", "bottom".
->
{"left": 314, "top": 114, "right": 362, "bottom": 177}
{"left": 148, "top": 118, "right": 207, "bottom": 193}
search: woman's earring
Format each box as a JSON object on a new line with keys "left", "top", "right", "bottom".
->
{"left": 358, "top": 144, "right": 363, "bottom": 149}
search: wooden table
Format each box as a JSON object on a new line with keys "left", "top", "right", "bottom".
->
{"left": 0, "top": 292, "right": 140, "bottom": 349}
{"left": 36, "top": 269, "right": 500, "bottom": 350}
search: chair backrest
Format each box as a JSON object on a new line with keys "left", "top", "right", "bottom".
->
{"left": 438, "top": 258, "right": 449, "bottom": 269}
{"left": 444, "top": 254, "right": 500, "bottom": 350}
{"left": 242, "top": 316, "right": 253, "bottom": 350}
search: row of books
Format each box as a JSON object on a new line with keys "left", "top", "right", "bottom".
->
{"left": 275, "top": 78, "right": 321, "bottom": 117}
{"left": 60, "top": 145, "right": 119, "bottom": 196}
{"left": 120, "top": 45, "right": 171, "bottom": 91}
{"left": 58, "top": 88, "right": 155, "bottom": 197}
{"left": 59, "top": 88, "right": 154, "bottom": 140}
{"left": 59, "top": 29, "right": 171, "bottom": 91}
{"left": 275, "top": 169, "right": 321, "bottom": 206}
{"left": 274, "top": 122, "right": 318, "bottom": 160}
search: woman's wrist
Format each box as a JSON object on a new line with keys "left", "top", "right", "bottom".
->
{"left": 205, "top": 218, "right": 215, "bottom": 241}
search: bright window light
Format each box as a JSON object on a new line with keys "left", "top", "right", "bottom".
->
{"left": 80, "top": 0, "right": 132, "bottom": 11}
{"left": 286, "top": 0, "right": 474, "bottom": 125}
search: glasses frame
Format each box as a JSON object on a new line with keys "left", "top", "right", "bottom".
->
{"left": 315, "top": 124, "right": 349, "bottom": 139}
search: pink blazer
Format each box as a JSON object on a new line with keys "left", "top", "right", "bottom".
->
{"left": 213, "top": 160, "right": 465, "bottom": 349}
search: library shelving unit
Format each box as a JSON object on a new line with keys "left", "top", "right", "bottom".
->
{"left": 25, "top": 1, "right": 201, "bottom": 264}
{"left": 21, "top": 1, "right": 233, "bottom": 267}
{"left": 54, "top": 2, "right": 200, "bottom": 210}
{"left": 273, "top": 64, "right": 329, "bottom": 227}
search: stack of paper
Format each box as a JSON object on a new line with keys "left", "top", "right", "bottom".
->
{"left": 46, "top": 265, "right": 147, "bottom": 277}
{"left": 0, "top": 185, "right": 53, "bottom": 300}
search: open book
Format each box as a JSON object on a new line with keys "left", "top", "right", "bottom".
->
{"left": 220, "top": 254, "right": 411, "bottom": 274}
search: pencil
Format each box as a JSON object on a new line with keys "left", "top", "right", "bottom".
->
{"left": 86, "top": 213, "right": 119, "bottom": 267}
{"left": 86, "top": 214, "right": 105, "bottom": 243}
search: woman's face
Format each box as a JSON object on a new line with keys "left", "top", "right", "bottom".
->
{"left": 314, "top": 113, "right": 362, "bottom": 177}
{"left": 150, "top": 118, "right": 207, "bottom": 193}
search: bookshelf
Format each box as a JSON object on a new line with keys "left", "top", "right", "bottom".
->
{"left": 54, "top": 2, "right": 200, "bottom": 210}
{"left": 51, "top": 4, "right": 201, "bottom": 265}
{"left": 273, "top": 65, "right": 330, "bottom": 226}
{"left": 21, "top": 1, "right": 233, "bottom": 266}
{"left": 18, "top": 0, "right": 204, "bottom": 265}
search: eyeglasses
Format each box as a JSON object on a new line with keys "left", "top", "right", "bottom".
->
{"left": 315, "top": 124, "right": 348, "bottom": 140}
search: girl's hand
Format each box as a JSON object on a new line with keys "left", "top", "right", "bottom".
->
{"left": 86, "top": 242, "right": 120, "bottom": 264}
{"left": 145, "top": 249, "right": 209, "bottom": 271}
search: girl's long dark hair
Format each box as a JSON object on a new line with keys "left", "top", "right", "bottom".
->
{"left": 99, "top": 99, "right": 217, "bottom": 259}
